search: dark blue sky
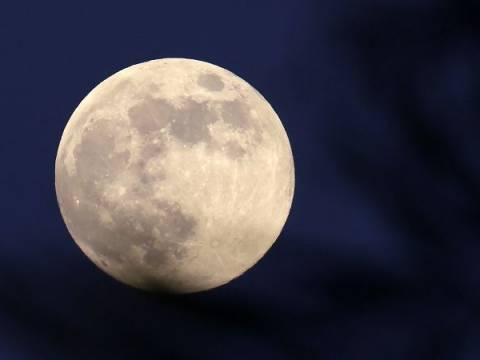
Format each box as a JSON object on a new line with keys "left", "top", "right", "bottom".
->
{"left": 1, "top": 1, "right": 479, "bottom": 359}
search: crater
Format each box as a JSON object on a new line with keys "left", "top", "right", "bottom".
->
{"left": 197, "top": 73, "right": 224, "bottom": 92}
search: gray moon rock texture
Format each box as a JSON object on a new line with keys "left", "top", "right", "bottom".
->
{"left": 55, "top": 58, "right": 295, "bottom": 293}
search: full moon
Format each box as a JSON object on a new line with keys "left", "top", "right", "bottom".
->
{"left": 55, "top": 58, "right": 294, "bottom": 293}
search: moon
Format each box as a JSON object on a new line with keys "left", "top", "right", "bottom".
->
{"left": 55, "top": 58, "right": 294, "bottom": 293}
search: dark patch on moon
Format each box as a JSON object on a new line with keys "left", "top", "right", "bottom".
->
{"left": 60, "top": 80, "right": 133, "bottom": 158}
{"left": 154, "top": 200, "right": 197, "bottom": 244}
{"left": 142, "top": 247, "right": 169, "bottom": 267}
{"left": 220, "top": 100, "right": 252, "bottom": 130}
{"left": 58, "top": 116, "right": 198, "bottom": 270}
{"left": 74, "top": 119, "right": 130, "bottom": 191}
{"left": 128, "top": 98, "right": 172, "bottom": 135}
{"left": 123, "top": 199, "right": 197, "bottom": 267}
{"left": 197, "top": 73, "right": 224, "bottom": 92}
{"left": 224, "top": 140, "right": 247, "bottom": 159}
{"left": 133, "top": 143, "right": 167, "bottom": 187}
{"left": 139, "top": 170, "right": 165, "bottom": 186}
{"left": 127, "top": 96, "right": 262, "bottom": 163}
{"left": 170, "top": 99, "right": 218, "bottom": 144}
{"left": 101, "top": 199, "right": 196, "bottom": 267}
{"left": 58, "top": 158, "right": 197, "bottom": 268}
{"left": 128, "top": 98, "right": 219, "bottom": 145}
{"left": 118, "top": 139, "right": 165, "bottom": 195}
{"left": 141, "top": 143, "right": 164, "bottom": 160}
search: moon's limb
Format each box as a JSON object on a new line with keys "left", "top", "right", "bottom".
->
{"left": 55, "top": 58, "right": 294, "bottom": 293}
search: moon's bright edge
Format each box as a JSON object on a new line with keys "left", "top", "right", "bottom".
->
{"left": 55, "top": 58, "right": 294, "bottom": 293}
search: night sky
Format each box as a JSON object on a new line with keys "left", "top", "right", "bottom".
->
{"left": 1, "top": 1, "right": 480, "bottom": 359}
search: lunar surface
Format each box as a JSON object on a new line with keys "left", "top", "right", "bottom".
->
{"left": 55, "top": 58, "right": 294, "bottom": 293}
